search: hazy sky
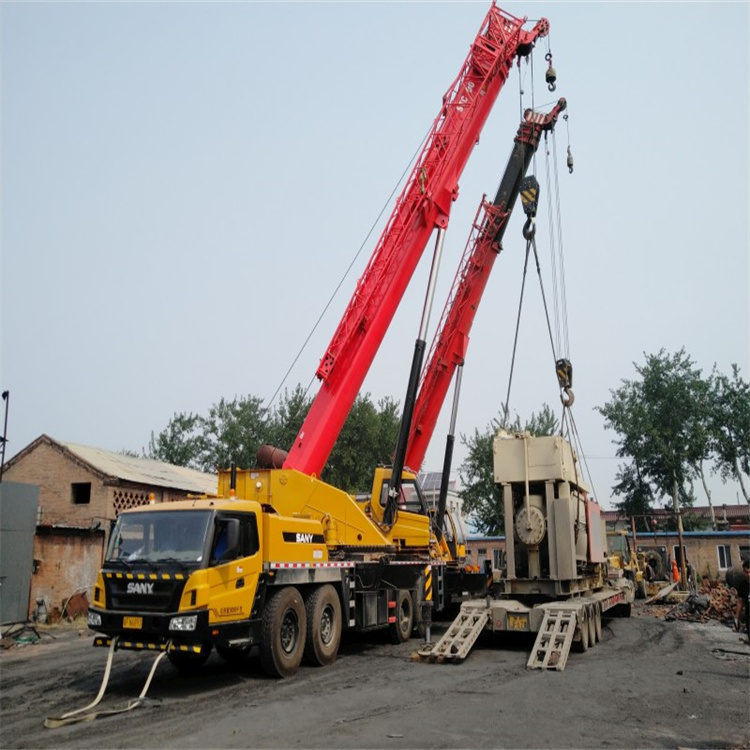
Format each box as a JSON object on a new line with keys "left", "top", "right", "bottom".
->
{"left": 2, "top": 1, "right": 748, "bottom": 510}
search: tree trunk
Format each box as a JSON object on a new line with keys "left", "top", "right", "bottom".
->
{"left": 698, "top": 461, "right": 717, "bottom": 528}
{"left": 733, "top": 457, "right": 750, "bottom": 503}
{"left": 673, "top": 478, "right": 687, "bottom": 590}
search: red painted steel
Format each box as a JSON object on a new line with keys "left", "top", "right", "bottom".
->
{"left": 285, "top": 5, "right": 549, "bottom": 477}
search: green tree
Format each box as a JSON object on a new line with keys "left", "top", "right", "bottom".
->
{"left": 459, "top": 404, "right": 559, "bottom": 535}
{"left": 325, "top": 394, "right": 401, "bottom": 492}
{"left": 263, "top": 385, "right": 314, "bottom": 453}
{"left": 146, "top": 387, "right": 403, "bottom": 491}
{"left": 708, "top": 364, "right": 750, "bottom": 502}
{"left": 611, "top": 462, "right": 654, "bottom": 532}
{"left": 597, "top": 348, "right": 710, "bottom": 518}
{"left": 146, "top": 412, "right": 206, "bottom": 470}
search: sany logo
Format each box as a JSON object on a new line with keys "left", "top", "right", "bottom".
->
{"left": 126, "top": 582, "right": 155, "bottom": 595}
{"left": 295, "top": 533, "right": 314, "bottom": 544}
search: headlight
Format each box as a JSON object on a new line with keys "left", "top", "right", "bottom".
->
{"left": 169, "top": 615, "right": 198, "bottom": 631}
{"left": 87, "top": 611, "right": 102, "bottom": 627}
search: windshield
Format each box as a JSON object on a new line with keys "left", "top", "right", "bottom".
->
{"left": 607, "top": 534, "right": 629, "bottom": 561}
{"left": 106, "top": 510, "right": 213, "bottom": 564}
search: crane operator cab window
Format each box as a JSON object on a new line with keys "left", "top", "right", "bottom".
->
{"left": 378, "top": 478, "right": 425, "bottom": 515}
{"left": 210, "top": 513, "right": 260, "bottom": 566}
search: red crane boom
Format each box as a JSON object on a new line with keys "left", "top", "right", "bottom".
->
{"left": 284, "top": 5, "right": 549, "bottom": 477}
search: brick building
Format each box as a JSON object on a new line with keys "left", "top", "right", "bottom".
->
{"left": 1, "top": 435, "right": 216, "bottom": 620}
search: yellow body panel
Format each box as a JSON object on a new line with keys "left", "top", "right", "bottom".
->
{"left": 218, "top": 466, "right": 431, "bottom": 551}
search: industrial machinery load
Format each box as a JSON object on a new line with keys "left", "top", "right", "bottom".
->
{"left": 419, "top": 432, "right": 635, "bottom": 670}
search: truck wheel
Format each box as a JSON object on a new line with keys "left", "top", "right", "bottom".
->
{"left": 594, "top": 605, "right": 602, "bottom": 643}
{"left": 635, "top": 579, "right": 647, "bottom": 599}
{"left": 573, "top": 611, "right": 589, "bottom": 653}
{"left": 388, "top": 590, "right": 414, "bottom": 644}
{"left": 587, "top": 606, "right": 597, "bottom": 647}
{"left": 304, "top": 585, "right": 342, "bottom": 667}
{"left": 168, "top": 642, "right": 212, "bottom": 673}
{"left": 260, "top": 586, "right": 306, "bottom": 678}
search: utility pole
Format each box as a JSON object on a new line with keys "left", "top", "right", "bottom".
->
{"left": 673, "top": 477, "right": 687, "bottom": 590}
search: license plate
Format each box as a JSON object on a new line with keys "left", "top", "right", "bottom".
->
{"left": 508, "top": 614, "right": 528, "bottom": 631}
{"left": 123, "top": 616, "right": 142, "bottom": 629}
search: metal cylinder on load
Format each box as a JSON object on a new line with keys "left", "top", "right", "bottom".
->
{"left": 257, "top": 444, "right": 289, "bottom": 469}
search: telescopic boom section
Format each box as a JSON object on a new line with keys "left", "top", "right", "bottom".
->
{"left": 404, "top": 98, "right": 567, "bottom": 472}
{"left": 284, "top": 6, "right": 549, "bottom": 477}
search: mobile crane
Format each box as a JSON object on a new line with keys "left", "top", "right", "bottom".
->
{"left": 49, "top": 3, "right": 553, "bottom": 729}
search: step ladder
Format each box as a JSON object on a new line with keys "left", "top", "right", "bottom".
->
{"left": 527, "top": 606, "right": 579, "bottom": 671}
{"left": 417, "top": 602, "right": 490, "bottom": 663}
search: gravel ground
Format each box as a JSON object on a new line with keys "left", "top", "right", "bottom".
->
{"left": 1, "top": 606, "right": 749, "bottom": 750}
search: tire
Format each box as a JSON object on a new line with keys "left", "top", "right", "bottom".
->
{"left": 573, "top": 611, "right": 589, "bottom": 653}
{"left": 388, "top": 590, "right": 414, "bottom": 644}
{"left": 587, "top": 606, "right": 597, "bottom": 647}
{"left": 304, "top": 585, "right": 342, "bottom": 667}
{"left": 594, "top": 605, "right": 602, "bottom": 643}
{"left": 260, "top": 587, "right": 307, "bottom": 678}
{"left": 168, "top": 642, "right": 212, "bottom": 673}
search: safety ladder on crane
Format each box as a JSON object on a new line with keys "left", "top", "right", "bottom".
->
{"left": 417, "top": 602, "right": 490, "bottom": 663}
{"left": 526, "top": 605, "right": 580, "bottom": 671}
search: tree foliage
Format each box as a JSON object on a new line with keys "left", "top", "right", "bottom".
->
{"left": 597, "top": 349, "right": 749, "bottom": 524}
{"left": 458, "top": 405, "right": 560, "bottom": 535}
{"left": 708, "top": 364, "right": 750, "bottom": 501}
{"left": 146, "top": 388, "right": 400, "bottom": 492}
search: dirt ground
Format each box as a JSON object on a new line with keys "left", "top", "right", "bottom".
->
{"left": 1, "top": 605, "right": 749, "bottom": 750}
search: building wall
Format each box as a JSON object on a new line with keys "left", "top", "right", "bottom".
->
{"left": 466, "top": 537, "right": 506, "bottom": 570}
{"left": 30, "top": 528, "right": 104, "bottom": 619}
{"left": 3, "top": 442, "right": 110, "bottom": 526}
{"left": 635, "top": 533, "right": 750, "bottom": 581}
{"left": 4, "top": 441, "right": 215, "bottom": 620}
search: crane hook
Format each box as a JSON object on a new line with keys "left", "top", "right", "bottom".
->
{"left": 545, "top": 53, "right": 556, "bottom": 92}
{"left": 566, "top": 146, "right": 574, "bottom": 174}
{"left": 522, "top": 217, "right": 536, "bottom": 240}
{"left": 560, "top": 387, "right": 575, "bottom": 408}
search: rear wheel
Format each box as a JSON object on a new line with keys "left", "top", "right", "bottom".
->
{"left": 304, "top": 585, "right": 342, "bottom": 667}
{"left": 388, "top": 590, "right": 414, "bottom": 644}
{"left": 168, "top": 642, "right": 212, "bottom": 673}
{"left": 587, "top": 606, "right": 597, "bottom": 646}
{"left": 260, "top": 587, "right": 306, "bottom": 678}
{"left": 594, "top": 605, "right": 602, "bottom": 643}
{"left": 573, "top": 610, "right": 589, "bottom": 653}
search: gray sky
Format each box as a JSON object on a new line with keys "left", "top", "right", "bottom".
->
{"left": 2, "top": 1, "right": 748, "bottom": 510}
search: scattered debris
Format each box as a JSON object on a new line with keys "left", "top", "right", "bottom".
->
{"left": 662, "top": 581, "right": 738, "bottom": 627}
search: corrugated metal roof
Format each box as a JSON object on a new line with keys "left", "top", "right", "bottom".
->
{"left": 60, "top": 441, "right": 217, "bottom": 495}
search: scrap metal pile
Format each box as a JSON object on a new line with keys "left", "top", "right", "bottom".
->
{"left": 662, "top": 581, "right": 739, "bottom": 626}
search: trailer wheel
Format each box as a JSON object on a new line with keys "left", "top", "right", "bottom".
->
{"left": 594, "top": 605, "right": 602, "bottom": 643}
{"left": 168, "top": 642, "right": 212, "bottom": 673}
{"left": 260, "top": 586, "right": 306, "bottom": 678}
{"left": 587, "top": 606, "right": 597, "bottom": 647}
{"left": 388, "top": 590, "right": 414, "bottom": 644}
{"left": 572, "top": 611, "right": 589, "bottom": 653}
{"left": 304, "top": 585, "right": 342, "bottom": 667}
